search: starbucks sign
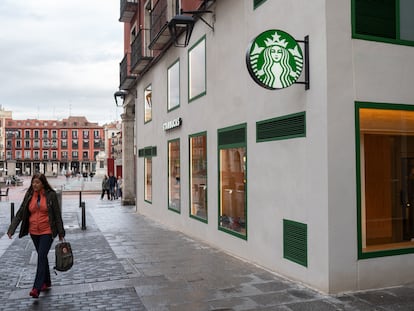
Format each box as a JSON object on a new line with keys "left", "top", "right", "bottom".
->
{"left": 246, "top": 29, "right": 303, "bottom": 90}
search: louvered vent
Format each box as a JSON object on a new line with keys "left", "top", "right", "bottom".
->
{"left": 283, "top": 219, "right": 308, "bottom": 267}
{"left": 218, "top": 126, "right": 246, "bottom": 146}
{"left": 256, "top": 112, "right": 306, "bottom": 142}
{"left": 138, "top": 146, "right": 157, "bottom": 157}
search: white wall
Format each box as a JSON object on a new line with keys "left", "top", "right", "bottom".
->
{"left": 134, "top": 0, "right": 414, "bottom": 293}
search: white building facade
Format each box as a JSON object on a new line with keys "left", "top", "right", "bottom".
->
{"left": 121, "top": 0, "right": 414, "bottom": 293}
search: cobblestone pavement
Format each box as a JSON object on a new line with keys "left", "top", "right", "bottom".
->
{"left": 0, "top": 177, "right": 414, "bottom": 310}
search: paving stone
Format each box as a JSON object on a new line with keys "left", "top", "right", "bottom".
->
{"left": 1, "top": 177, "right": 414, "bottom": 310}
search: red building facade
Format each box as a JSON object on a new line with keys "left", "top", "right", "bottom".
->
{"left": 5, "top": 116, "right": 104, "bottom": 176}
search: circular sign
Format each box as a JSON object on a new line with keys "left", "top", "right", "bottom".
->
{"left": 246, "top": 29, "right": 303, "bottom": 90}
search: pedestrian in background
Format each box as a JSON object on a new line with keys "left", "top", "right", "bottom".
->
{"left": 101, "top": 175, "right": 110, "bottom": 200}
{"left": 7, "top": 173, "right": 65, "bottom": 299}
{"left": 108, "top": 172, "right": 117, "bottom": 200}
{"left": 117, "top": 176, "right": 123, "bottom": 199}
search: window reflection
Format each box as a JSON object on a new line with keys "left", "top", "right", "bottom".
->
{"left": 168, "top": 139, "right": 180, "bottom": 212}
{"left": 190, "top": 134, "right": 207, "bottom": 220}
{"left": 219, "top": 147, "right": 246, "bottom": 235}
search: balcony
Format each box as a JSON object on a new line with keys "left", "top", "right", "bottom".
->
{"left": 119, "top": 0, "right": 138, "bottom": 23}
{"left": 148, "top": 0, "right": 172, "bottom": 50}
{"left": 131, "top": 28, "right": 153, "bottom": 74}
{"left": 119, "top": 53, "right": 136, "bottom": 90}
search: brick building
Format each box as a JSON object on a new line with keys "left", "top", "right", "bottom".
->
{"left": 4, "top": 116, "right": 104, "bottom": 177}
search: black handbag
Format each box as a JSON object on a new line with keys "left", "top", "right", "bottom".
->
{"left": 54, "top": 240, "right": 73, "bottom": 272}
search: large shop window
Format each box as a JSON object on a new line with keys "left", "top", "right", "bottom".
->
{"left": 218, "top": 124, "right": 247, "bottom": 239}
{"left": 144, "top": 84, "right": 152, "bottom": 123}
{"left": 188, "top": 36, "right": 206, "bottom": 102}
{"left": 168, "top": 139, "right": 181, "bottom": 213}
{"left": 168, "top": 60, "right": 180, "bottom": 111}
{"left": 189, "top": 132, "right": 207, "bottom": 222}
{"left": 353, "top": 0, "right": 414, "bottom": 45}
{"left": 356, "top": 102, "right": 414, "bottom": 258}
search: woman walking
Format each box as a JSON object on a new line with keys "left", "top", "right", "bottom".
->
{"left": 7, "top": 173, "right": 65, "bottom": 298}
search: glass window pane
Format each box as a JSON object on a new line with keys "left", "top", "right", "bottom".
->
{"left": 219, "top": 147, "right": 246, "bottom": 236}
{"left": 145, "top": 157, "right": 152, "bottom": 202}
{"left": 355, "top": 0, "right": 396, "bottom": 39}
{"left": 168, "top": 61, "right": 180, "bottom": 110}
{"left": 359, "top": 107, "right": 414, "bottom": 253}
{"left": 190, "top": 134, "right": 207, "bottom": 220}
{"left": 168, "top": 140, "right": 180, "bottom": 212}
{"left": 144, "top": 85, "right": 152, "bottom": 123}
{"left": 188, "top": 38, "right": 206, "bottom": 100}
{"left": 400, "top": 0, "right": 414, "bottom": 41}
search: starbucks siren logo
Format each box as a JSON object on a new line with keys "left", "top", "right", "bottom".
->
{"left": 246, "top": 29, "right": 303, "bottom": 90}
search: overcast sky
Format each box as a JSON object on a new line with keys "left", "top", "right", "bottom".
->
{"left": 0, "top": 0, "right": 124, "bottom": 125}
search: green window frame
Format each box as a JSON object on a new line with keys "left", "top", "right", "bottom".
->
{"left": 189, "top": 132, "right": 208, "bottom": 223}
{"left": 218, "top": 123, "right": 247, "bottom": 240}
{"left": 188, "top": 36, "right": 206, "bottom": 102}
{"left": 356, "top": 101, "right": 414, "bottom": 259}
{"left": 352, "top": 0, "right": 414, "bottom": 46}
{"left": 167, "top": 59, "right": 180, "bottom": 112}
{"left": 168, "top": 138, "right": 181, "bottom": 213}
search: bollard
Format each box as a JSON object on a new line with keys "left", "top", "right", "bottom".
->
{"left": 81, "top": 201, "right": 86, "bottom": 230}
{"left": 10, "top": 202, "right": 15, "bottom": 224}
{"left": 79, "top": 191, "right": 82, "bottom": 208}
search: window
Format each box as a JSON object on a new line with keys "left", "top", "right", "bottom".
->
{"left": 43, "top": 130, "right": 48, "bottom": 138}
{"left": 144, "top": 84, "right": 152, "bottom": 123}
{"left": 24, "top": 151, "right": 31, "bottom": 159}
{"left": 83, "top": 130, "right": 89, "bottom": 139}
{"left": 52, "top": 130, "right": 58, "bottom": 139}
{"left": 188, "top": 36, "right": 206, "bottom": 101}
{"left": 33, "top": 140, "right": 40, "bottom": 148}
{"left": 356, "top": 102, "right": 414, "bottom": 258}
{"left": 61, "top": 140, "right": 68, "bottom": 149}
{"left": 72, "top": 151, "right": 78, "bottom": 159}
{"left": 189, "top": 132, "right": 207, "bottom": 221}
{"left": 25, "top": 130, "right": 30, "bottom": 138}
{"left": 353, "top": 0, "right": 414, "bottom": 45}
{"left": 34, "top": 151, "right": 39, "bottom": 160}
{"left": 218, "top": 124, "right": 247, "bottom": 239}
{"left": 94, "top": 130, "right": 100, "bottom": 138}
{"left": 61, "top": 130, "right": 67, "bottom": 139}
{"left": 72, "top": 130, "right": 78, "bottom": 139}
{"left": 43, "top": 151, "right": 48, "bottom": 160}
{"left": 72, "top": 139, "right": 78, "bottom": 149}
{"left": 168, "top": 139, "right": 180, "bottom": 212}
{"left": 52, "top": 151, "right": 57, "bottom": 160}
{"left": 139, "top": 146, "right": 157, "bottom": 203}
{"left": 168, "top": 60, "right": 180, "bottom": 111}
{"left": 61, "top": 151, "right": 68, "bottom": 159}
{"left": 145, "top": 157, "right": 152, "bottom": 203}
{"left": 34, "top": 130, "right": 39, "bottom": 139}
{"left": 25, "top": 140, "right": 30, "bottom": 148}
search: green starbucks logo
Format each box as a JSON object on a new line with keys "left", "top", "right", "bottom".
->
{"left": 246, "top": 29, "right": 303, "bottom": 90}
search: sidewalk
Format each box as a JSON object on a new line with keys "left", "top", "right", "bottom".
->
{"left": 0, "top": 180, "right": 413, "bottom": 310}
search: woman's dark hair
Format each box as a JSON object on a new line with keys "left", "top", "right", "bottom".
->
{"left": 29, "top": 173, "right": 55, "bottom": 193}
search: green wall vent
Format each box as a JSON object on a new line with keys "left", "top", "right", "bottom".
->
{"left": 256, "top": 112, "right": 306, "bottom": 142}
{"left": 283, "top": 219, "right": 308, "bottom": 267}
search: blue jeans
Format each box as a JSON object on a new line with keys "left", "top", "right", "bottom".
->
{"left": 31, "top": 234, "right": 53, "bottom": 290}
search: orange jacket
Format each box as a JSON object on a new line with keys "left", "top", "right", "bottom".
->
{"left": 28, "top": 191, "right": 52, "bottom": 235}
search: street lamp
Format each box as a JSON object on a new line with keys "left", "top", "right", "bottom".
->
{"left": 114, "top": 90, "right": 129, "bottom": 106}
{"left": 168, "top": 9, "right": 214, "bottom": 48}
